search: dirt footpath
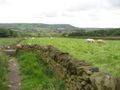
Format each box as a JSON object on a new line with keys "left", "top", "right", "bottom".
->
{"left": 8, "top": 58, "right": 21, "bottom": 90}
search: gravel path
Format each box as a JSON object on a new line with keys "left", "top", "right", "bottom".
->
{"left": 8, "top": 58, "right": 21, "bottom": 90}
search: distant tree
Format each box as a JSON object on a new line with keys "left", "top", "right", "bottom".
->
{"left": 0, "top": 28, "right": 18, "bottom": 37}
{"left": 68, "top": 28, "right": 120, "bottom": 37}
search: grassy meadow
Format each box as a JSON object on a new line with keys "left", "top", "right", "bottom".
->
{"left": 0, "top": 37, "right": 120, "bottom": 90}
{"left": 22, "top": 37, "right": 120, "bottom": 78}
{"left": 16, "top": 51, "right": 65, "bottom": 90}
{"left": 0, "top": 38, "right": 20, "bottom": 46}
{"left": 0, "top": 53, "right": 9, "bottom": 90}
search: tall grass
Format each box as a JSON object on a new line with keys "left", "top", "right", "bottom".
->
{"left": 22, "top": 37, "right": 120, "bottom": 78}
{"left": 0, "top": 53, "right": 8, "bottom": 90}
{"left": 0, "top": 38, "right": 20, "bottom": 46}
{"left": 16, "top": 52, "right": 65, "bottom": 90}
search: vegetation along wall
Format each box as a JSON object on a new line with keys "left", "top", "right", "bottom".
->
{"left": 16, "top": 45, "right": 120, "bottom": 90}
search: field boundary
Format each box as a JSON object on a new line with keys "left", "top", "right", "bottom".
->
{"left": 16, "top": 45, "right": 120, "bottom": 90}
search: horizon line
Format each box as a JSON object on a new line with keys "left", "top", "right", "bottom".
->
{"left": 0, "top": 23, "right": 119, "bottom": 28}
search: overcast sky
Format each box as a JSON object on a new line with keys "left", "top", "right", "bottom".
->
{"left": 0, "top": 0, "right": 120, "bottom": 28}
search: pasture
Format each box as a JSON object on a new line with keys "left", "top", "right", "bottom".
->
{"left": 22, "top": 37, "right": 120, "bottom": 78}
{"left": 0, "top": 37, "right": 120, "bottom": 90}
{"left": 0, "top": 38, "right": 20, "bottom": 46}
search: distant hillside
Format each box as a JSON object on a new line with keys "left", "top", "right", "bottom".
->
{"left": 0, "top": 23, "right": 79, "bottom": 32}
{"left": 0, "top": 23, "right": 119, "bottom": 37}
{"left": 0, "top": 23, "right": 116, "bottom": 32}
{"left": 0, "top": 23, "right": 81, "bottom": 37}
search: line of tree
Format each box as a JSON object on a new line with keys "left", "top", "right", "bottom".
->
{"left": 0, "top": 27, "right": 120, "bottom": 37}
{"left": 68, "top": 28, "right": 120, "bottom": 37}
{"left": 0, "top": 28, "right": 18, "bottom": 37}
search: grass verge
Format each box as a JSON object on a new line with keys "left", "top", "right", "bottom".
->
{"left": 0, "top": 52, "right": 8, "bottom": 90}
{"left": 16, "top": 51, "right": 65, "bottom": 90}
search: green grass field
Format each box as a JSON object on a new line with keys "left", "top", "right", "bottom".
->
{"left": 0, "top": 37, "right": 120, "bottom": 90}
{"left": 22, "top": 37, "right": 120, "bottom": 78}
{"left": 0, "top": 38, "right": 20, "bottom": 46}
{"left": 0, "top": 53, "right": 9, "bottom": 90}
{"left": 16, "top": 52, "right": 65, "bottom": 90}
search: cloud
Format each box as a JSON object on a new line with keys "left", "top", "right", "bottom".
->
{"left": 42, "top": 12, "right": 59, "bottom": 18}
{"left": 60, "top": 12, "right": 74, "bottom": 17}
{"left": 0, "top": 0, "right": 120, "bottom": 28}
{"left": 0, "top": 0, "right": 8, "bottom": 5}
{"left": 66, "top": 0, "right": 120, "bottom": 15}
{"left": 67, "top": 2, "right": 97, "bottom": 12}
{"left": 107, "top": 0, "right": 120, "bottom": 8}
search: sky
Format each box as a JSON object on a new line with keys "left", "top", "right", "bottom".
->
{"left": 0, "top": 0, "right": 120, "bottom": 28}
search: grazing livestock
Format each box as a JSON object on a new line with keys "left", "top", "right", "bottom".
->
{"left": 16, "top": 44, "right": 22, "bottom": 48}
{"left": 96, "top": 39, "right": 105, "bottom": 44}
{"left": 50, "top": 37, "right": 53, "bottom": 39}
{"left": 7, "top": 46, "right": 10, "bottom": 49}
{"left": 86, "top": 39, "right": 95, "bottom": 43}
{"left": 31, "top": 37, "right": 35, "bottom": 39}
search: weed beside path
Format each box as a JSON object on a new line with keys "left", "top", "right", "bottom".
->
{"left": 16, "top": 52, "right": 65, "bottom": 90}
{"left": 0, "top": 52, "right": 9, "bottom": 90}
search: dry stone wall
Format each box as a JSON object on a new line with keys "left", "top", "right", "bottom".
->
{"left": 16, "top": 45, "right": 120, "bottom": 90}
